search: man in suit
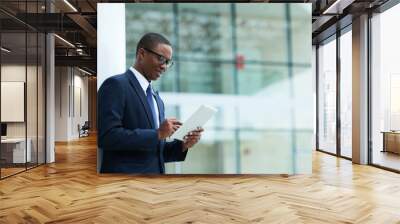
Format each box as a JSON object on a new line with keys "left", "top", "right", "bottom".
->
{"left": 98, "top": 33, "right": 203, "bottom": 173}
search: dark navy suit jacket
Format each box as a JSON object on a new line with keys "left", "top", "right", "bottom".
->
{"left": 98, "top": 69, "right": 187, "bottom": 173}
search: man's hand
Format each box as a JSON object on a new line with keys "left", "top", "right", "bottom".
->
{"left": 157, "top": 118, "right": 182, "bottom": 140}
{"left": 182, "top": 127, "right": 204, "bottom": 151}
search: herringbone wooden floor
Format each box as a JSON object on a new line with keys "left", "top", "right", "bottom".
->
{"left": 1, "top": 135, "right": 400, "bottom": 224}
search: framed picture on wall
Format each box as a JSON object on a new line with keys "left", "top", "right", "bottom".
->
{"left": 1, "top": 81, "right": 25, "bottom": 122}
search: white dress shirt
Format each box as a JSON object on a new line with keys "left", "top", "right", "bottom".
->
{"left": 129, "top": 67, "right": 160, "bottom": 128}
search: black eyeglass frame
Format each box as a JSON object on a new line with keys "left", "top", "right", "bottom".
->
{"left": 143, "top": 47, "right": 174, "bottom": 68}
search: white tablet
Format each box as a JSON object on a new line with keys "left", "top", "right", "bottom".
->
{"left": 170, "top": 105, "right": 217, "bottom": 141}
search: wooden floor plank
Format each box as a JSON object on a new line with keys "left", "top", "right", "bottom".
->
{"left": 0, "top": 135, "right": 400, "bottom": 223}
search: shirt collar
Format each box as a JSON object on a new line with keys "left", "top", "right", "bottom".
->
{"left": 129, "top": 66, "right": 152, "bottom": 94}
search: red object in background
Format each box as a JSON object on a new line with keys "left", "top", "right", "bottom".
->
{"left": 236, "top": 54, "right": 245, "bottom": 70}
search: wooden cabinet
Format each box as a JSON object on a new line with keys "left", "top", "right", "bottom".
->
{"left": 0, "top": 138, "right": 31, "bottom": 165}
{"left": 382, "top": 132, "right": 400, "bottom": 154}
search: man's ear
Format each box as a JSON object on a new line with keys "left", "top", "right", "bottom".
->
{"left": 137, "top": 48, "right": 145, "bottom": 61}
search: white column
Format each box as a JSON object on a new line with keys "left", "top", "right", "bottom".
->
{"left": 97, "top": 3, "right": 126, "bottom": 173}
{"left": 46, "top": 33, "right": 55, "bottom": 163}
{"left": 352, "top": 14, "right": 369, "bottom": 164}
{"left": 97, "top": 3, "right": 126, "bottom": 89}
{"left": 54, "top": 67, "right": 73, "bottom": 141}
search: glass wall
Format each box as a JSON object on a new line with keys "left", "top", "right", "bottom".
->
{"left": 126, "top": 3, "right": 313, "bottom": 174}
{"left": 312, "top": 46, "right": 316, "bottom": 151}
{"left": 1, "top": 29, "right": 28, "bottom": 178}
{"left": 0, "top": 1, "right": 46, "bottom": 179}
{"left": 340, "top": 28, "right": 352, "bottom": 158}
{"left": 316, "top": 27, "right": 353, "bottom": 159}
{"left": 371, "top": 4, "right": 400, "bottom": 171}
{"left": 317, "top": 36, "right": 337, "bottom": 155}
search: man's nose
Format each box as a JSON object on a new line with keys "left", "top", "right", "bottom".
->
{"left": 160, "top": 63, "right": 167, "bottom": 71}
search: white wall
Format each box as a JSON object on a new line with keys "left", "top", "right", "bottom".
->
{"left": 1, "top": 65, "right": 38, "bottom": 138}
{"left": 352, "top": 14, "right": 369, "bottom": 164}
{"left": 55, "top": 67, "right": 68, "bottom": 141}
{"left": 72, "top": 73, "right": 89, "bottom": 138}
{"left": 55, "top": 67, "right": 89, "bottom": 141}
{"left": 379, "top": 5, "right": 400, "bottom": 130}
{"left": 1, "top": 64, "right": 46, "bottom": 164}
{"left": 370, "top": 5, "right": 400, "bottom": 160}
{"left": 46, "top": 32, "right": 56, "bottom": 163}
{"left": 97, "top": 3, "right": 126, "bottom": 89}
{"left": 96, "top": 3, "right": 126, "bottom": 173}
{"left": 1, "top": 65, "right": 25, "bottom": 125}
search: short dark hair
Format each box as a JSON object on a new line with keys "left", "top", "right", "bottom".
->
{"left": 136, "top": 33, "right": 171, "bottom": 56}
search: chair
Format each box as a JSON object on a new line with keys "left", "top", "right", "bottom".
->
{"left": 78, "top": 121, "right": 90, "bottom": 138}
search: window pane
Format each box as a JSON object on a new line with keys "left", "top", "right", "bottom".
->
{"left": 318, "top": 38, "right": 337, "bottom": 154}
{"left": 180, "top": 62, "right": 234, "bottom": 94}
{"left": 38, "top": 32, "right": 46, "bottom": 165}
{"left": 293, "top": 67, "right": 313, "bottom": 172}
{"left": 238, "top": 65, "right": 291, "bottom": 129}
{"left": 125, "top": 3, "right": 312, "bottom": 174}
{"left": 27, "top": 31, "right": 38, "bottom": 169}
{"left": 340, "top": 30, "right": 352, "bottom": 158}
{"left": 240, "top": 130, "right": 292, "bottom": 173}
{"left": 125, "top": 4, "right": 174, "bottom": 69}
{"left": 178, "top": 4, "right": 233, "bottom": 61}
{"left": 152, "top": 65, "right": 178, "bottom": 93}
{"left": 1, "top": 30, "right": 27, "bottom": 177}
{"left": 291, "top": 4, "right": 312, "bottom": 65}
{"left": 238, "top": 65, "right": 287, "bottom": 95}
{"left": 236, "top": 4, "right": 287, "bottom": 63}
{"left": 180, "top": 130, "right": 236, "bottom": 173}
{"left": 371, "top": 5, "right": 400, "bottom": 171}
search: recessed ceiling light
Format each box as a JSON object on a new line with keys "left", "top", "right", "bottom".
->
{"left": 322, "top": 0, "right": 354, "bottom": 15}
{"left": 1, "top": 47, "right": 11, "bottom": 53}
{"left": 63, "top": 0, "right": 78, "bottom": 12}
{"left": 78, "top": 67, "right": 92, "bottom": 76}
{"left": 54, "top": 34, "right": 75, "bottom": 48}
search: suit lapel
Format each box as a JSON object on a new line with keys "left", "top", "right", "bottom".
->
{"left": 126, "top": 69, "right": 155, "bottom": 128}
{"left": 154, "top": 90, "right": 165, "bottom": 173}
{"left": 153, "top": 90, "right": 164, "bottom": 124}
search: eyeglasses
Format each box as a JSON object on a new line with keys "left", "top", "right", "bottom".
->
{"left": 143, "top": 48, "right": 174, "bottom": 68}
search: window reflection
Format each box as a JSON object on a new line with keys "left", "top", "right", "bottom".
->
{"left": 340, "top": 29, "right": 352, "bottom": 158}
{"left": 317, "top": 38, "right": 337, "bottom": 155}
{"left": 1, "top": 31, "right": 28, "bottom": 177}
{"left": 0, "top": 2, "right": 46, "bottom": 179}
{"left": 126, "top": 3, "right": 312, "bottom": 174}
{"left": 371, "top": 4, "right": 400, "bottom": 171}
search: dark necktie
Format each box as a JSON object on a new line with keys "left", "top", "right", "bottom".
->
{"left": 146, "top": 85, "right": 158, "bottom": 128}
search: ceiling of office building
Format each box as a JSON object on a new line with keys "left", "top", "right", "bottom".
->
{"left": 0, "top": 0, "right": 392, "bottom": 75}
